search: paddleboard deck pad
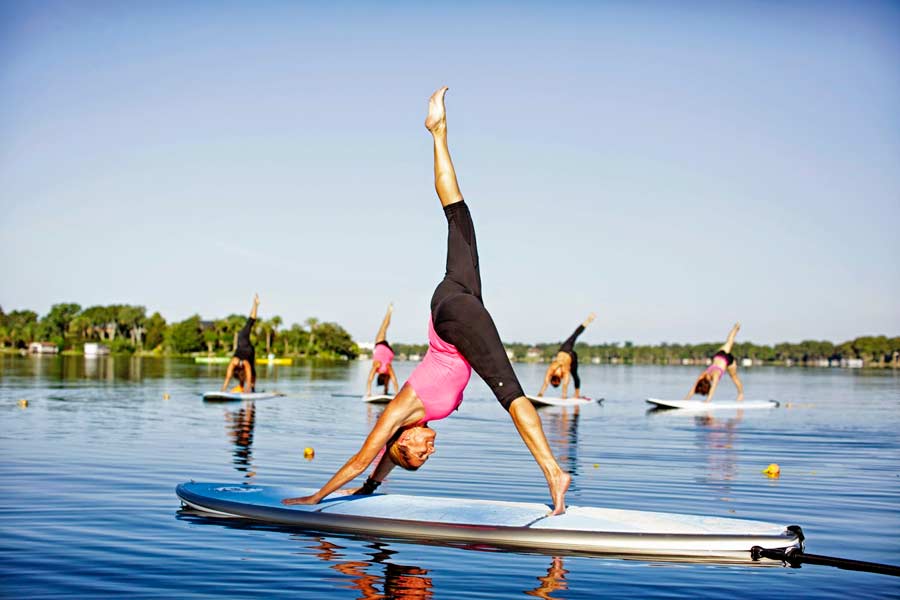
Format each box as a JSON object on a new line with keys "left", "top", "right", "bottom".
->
{"left": 646, "top": 398, "right": 778, "bottom": 411}
{"left": 525, "top": 395, "right": 597, "bottom": 407}
{"left": 202, "top": 392, "right": 285, "bottom": 402}
{"left": 362, "top": 394, "right": 395, "bottom": 404}
{"left": 176, "top": 482, "right": 802, "bottom": 560}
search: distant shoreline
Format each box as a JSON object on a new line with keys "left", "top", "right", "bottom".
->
{"left": 4, "top": 347, "right": 896, "bottom": 369}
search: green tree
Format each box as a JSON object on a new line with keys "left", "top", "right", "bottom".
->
{"left": 203, "top": 328, "right": 218, "bottom": 354}
{"left": 313, "top": 321, "right": 358, "bottom": 359}
{"left": 305, "top": 317, "right": 319, "bottom": 355}
{"left": 266, "top": 316, "right": 283, "bottom": 354}
{"left": 116, "top": 305, "right": 147, "bottom": 350}
{"left": 7, "top": 310, "right": 39, "bottom": 348}
{"left": 39, "top": 303, "right": 82, "bottom": 346}
{"left": 166, "top": 315, "right": 204, "bottom": 354}
{"left": 144, "top": 312, "right": 167, "bottom": 351}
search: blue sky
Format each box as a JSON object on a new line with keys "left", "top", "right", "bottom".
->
{"left": 1, "top": 1, "right": 898, "bottom": 346}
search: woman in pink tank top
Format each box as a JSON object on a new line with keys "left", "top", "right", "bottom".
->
{"left": 365, "top": 303, "right": 399, "bottom": 397}
{"left": 685, "top": 322, "right": 745, "bottom": 402}
{"left": 284, "top": 87, "right": 570, "bottom": 515}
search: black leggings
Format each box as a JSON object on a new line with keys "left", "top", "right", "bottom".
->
{"left": 234, "top": 317, "right": 257, "bottom": 381}
{"left": 559, "top": 324, "right": 585, "bottom": 390}
{"left": 430, "top": 201, "right": 524, "bottom": 410}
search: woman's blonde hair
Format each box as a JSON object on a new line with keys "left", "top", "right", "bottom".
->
{"left": 387, "top": 429, "right": 422, "bottom": 471}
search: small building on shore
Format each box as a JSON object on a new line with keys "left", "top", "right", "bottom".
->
{"left": 28, "top": 342, "right": 58, "bottom": 354}
{"left": 84, "top": 343, "right": 110, "bottom": 357}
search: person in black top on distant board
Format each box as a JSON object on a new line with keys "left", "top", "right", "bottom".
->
{"left": 221, "top": 294, "right": 260, "bottom": 393}
{"left": 537, "top": 313, "right": 596, "bottom": 399}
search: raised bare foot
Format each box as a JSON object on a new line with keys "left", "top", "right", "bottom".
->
{"left": 425, "top": 86, "right": 449, "bottom": 133}
{"left": 549, "top": 470, "right": 571, "bottom": 515}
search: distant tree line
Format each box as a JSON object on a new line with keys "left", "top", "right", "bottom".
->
{"left": 393, "top": 336, "right": 900, "bottom": 367}
{"left": 0, "top": 304, "right": 357, "bottom": 359}
{"left": 4, "top": 303, "right": 897, "bottom": 366}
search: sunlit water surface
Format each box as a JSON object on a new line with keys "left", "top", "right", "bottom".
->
{"left": 1, "top": 356, "right": 898, "bottom": 598}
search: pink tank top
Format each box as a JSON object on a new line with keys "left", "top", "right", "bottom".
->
{"left": 705, "top": 355, "right": 728, "bottom": 377}
{"left": 406, "top": 317, "right": 472, "bottom": 424}
{"left": 373, "top": 343, "right": 394, "bottom": 374}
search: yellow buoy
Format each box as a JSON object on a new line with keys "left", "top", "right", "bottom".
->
{"left": 163, "top": 393, "right": 170, "bottom": 400}
{"left": 593, "top": 463, "right": 599, "bottom": 469}
{"left": 762, "top": 463, "right": 780, "bottom": 478}
{"left": 303, "top": 447, "right": 315, "bottom": 460}
{"left": 18, "top": 399, "right": 28, "bottom": 408}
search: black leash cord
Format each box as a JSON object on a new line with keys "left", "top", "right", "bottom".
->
{"left": 751, "top": 546, "right": 900, "bottom": 577}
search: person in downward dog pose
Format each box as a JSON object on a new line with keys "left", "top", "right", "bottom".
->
{"left": 537, "top": 313, "right": 596, "bottom": 399}
{"left": 283, "top": 87, "right": 570, "bottom": 514}
{"left": 684, "top": 322, "right": 745, "bottom": 403}
{"left": 221, "top": 294, "right": 260, "bottom": 393}
{"left": 365, "top": 303, "right": 400, "bottom": 397}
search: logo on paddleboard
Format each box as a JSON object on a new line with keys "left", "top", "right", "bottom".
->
{"left": 215, "top": 486, "right": 262, "bottom": 493}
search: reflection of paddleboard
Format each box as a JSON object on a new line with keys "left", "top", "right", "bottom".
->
{"left": 525, "top": 394, "right": 596, "bottom": 408}
{"left": 646, "top": 398, "right": 778, "bottom": 411}
{"left": 176, "top": 482, "right": 802, "bottom": 560}
{"left": 202, "top": 392, "right": 285, "bottom": 402}
{"left": 362, "top": 394, "right": 394, "bottom": 404}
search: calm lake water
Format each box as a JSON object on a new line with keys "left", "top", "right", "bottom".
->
{"left": 1, "top": 356, "right": 898, "bottom": 598}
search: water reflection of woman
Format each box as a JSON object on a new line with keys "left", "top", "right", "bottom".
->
{"left": 225, "top": 402, "right": 256, "bottom": 479}
{"left": 221, "top": 294, "right": 260, "bottom": 393}
{"left": 312, "top": 538, "right": 434, "bottom": 600}
{"left": 365, "top": 303, "right": 400, "bottom": 397}
{"left": 525, "top": 556, "right": 569, "bottom": 600}
{"left": 695, "top": 411, "right": 744, "bottom": 488}
{"left": 685, "top": 322, "right": 744, "bottom": 402}
{"left": 283, "top": 87, "right": 568, "bottom": 514}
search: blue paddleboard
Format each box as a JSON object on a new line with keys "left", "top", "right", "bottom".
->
{"left": 176, "top": 482, "right": 801, "bottom": 560}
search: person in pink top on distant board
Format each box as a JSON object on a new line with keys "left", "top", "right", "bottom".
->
{"left": 365, "top": 303, "right": 400, "bottom": 397}
{"left": 283, "top": 87, "right": 570, "bottom": 514}
{"left": 685, "top": 323, "right": 745, "bottom": 403}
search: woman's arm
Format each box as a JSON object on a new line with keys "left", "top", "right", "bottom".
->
{"left": 537, "top": 366, "right": 554, "bottom": 397}
{"left": 282, "top": 389, "right": 422, "bottom": 505}
{"left": 221, "top": 361, "right": 236, "bottom": 391}
{"left": 706, "top": 374, "right": 722, "bottom": 403}
{"left": 342, "top": 451, "right": 399, "bottom": 496}
{"left": 684, "top": 374, "right": 704, "bottom": 400}
{"left": 560, "top": 371, "right": 570, "bottom": 400}
{"left": 365, "top": 363, "right": 379, "bottom": 396}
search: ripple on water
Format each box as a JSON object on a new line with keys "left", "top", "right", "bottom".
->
{"left": 1, "top": 357, "right": 898, "bottom": 598}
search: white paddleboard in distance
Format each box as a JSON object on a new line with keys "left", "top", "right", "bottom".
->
{"left": 525, "top": 395, "right": 596, "bottom": 408}
{"left": 362, "top": 394, "right": 394, "bottom": 404}
{"left": 176, "top": 482, "right": 802, "bottom": 560}
{"left": 202, "top": 391, "right": 285, "bottom": 402}
{"left": 646, "top": 398, "right": 778, "bottom": 411}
